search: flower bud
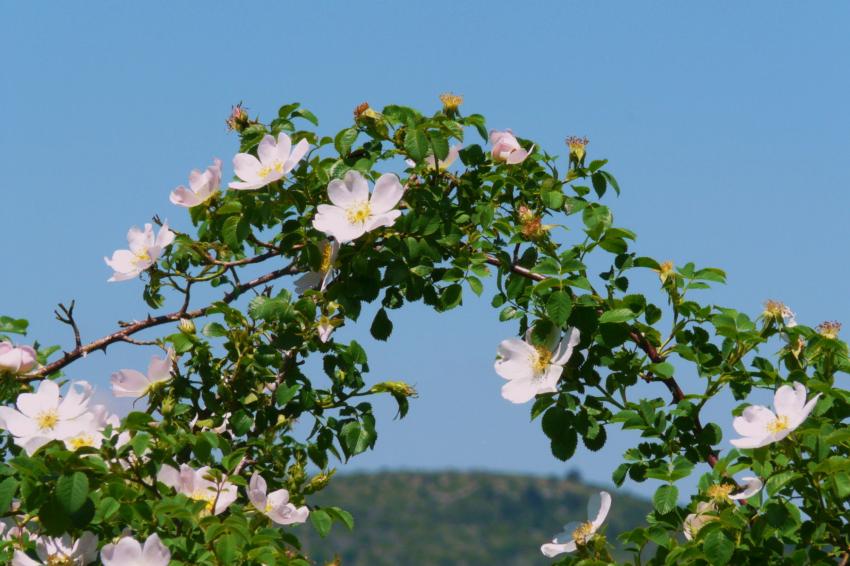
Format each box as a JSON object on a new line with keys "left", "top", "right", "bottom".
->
{"left": 353, "top": 102, "right": 370, "bottom": 120}
{"left": 0, "top": 342, "right": 37, "bottom": 375}
{"left": 370, "top": 381, "right": 418, "bottom": 398}
{"left": 178, "top": 318, "right": 196, "bottom": 335}
{"left": 304, "top": 469, "right": 336, "bottom": 494}
{"left": 225, "top": 103, "right": 252, "bottom": 132}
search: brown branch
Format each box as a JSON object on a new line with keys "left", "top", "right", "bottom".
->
{"left": 30, "top": 263, "right": 300, "bottom": 380}
{"left": 485, "top": 253, "right": 718, "bottom": 468}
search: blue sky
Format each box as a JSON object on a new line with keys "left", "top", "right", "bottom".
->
{"left": 2, "top": 2, "right": 849, "bottom": 499}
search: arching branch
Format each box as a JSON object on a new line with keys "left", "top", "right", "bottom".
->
{"left": 29, "top": 263, "right": 300, "bottom": 381}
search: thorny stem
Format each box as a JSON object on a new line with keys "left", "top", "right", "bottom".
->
{"left": 29, "top": 262, "right": 300, "bottom": 381}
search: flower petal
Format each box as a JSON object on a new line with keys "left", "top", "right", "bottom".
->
{"left": 729, "top": 476, "right": 763, "bottom": 500}
{"left": 369, "top": 173, "right": 404, "bottom": 214}
{"left": 500, "top": 377, "right": 539, "bottom": 404}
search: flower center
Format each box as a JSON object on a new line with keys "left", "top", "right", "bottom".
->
{"left": 572, "top": 521, "right": 594, "bottom": 545}
{"left": 532, "top": 346, "right": 552, "bottom": 374}
{"left": 133, "top": 249, "right": 152, "bottom": 266}
{"left": 766, "top": 415, "right": 790, "bottom": 434}
{"left": 46, "top": 555, "right": 75, "bottom": 566}
{"left": 191, "top": 491, "right": 216, "bottom": 513}
{"left": 707, "top": 483, "right": 734, "bottom": 501}
{"left": 346, "top": 201, "right": 372, "bottom": 224}
{"left": 69, "top": 435, "right": 96, "bottom": 450}
{"left": 258, "top": 161, "right": 284, "bottom": 178}
{"left": 36, "top": 410, "right": 59, "bottom": 431}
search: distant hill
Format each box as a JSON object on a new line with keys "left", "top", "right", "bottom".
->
{"left": 298, "top": 471, "right": 651, "bottom": 565}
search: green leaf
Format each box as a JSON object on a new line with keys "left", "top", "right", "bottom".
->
{"left": 703, "top": 530, "right": 733, "bottom": 565}
{"left": 0, "top": 477, "right": 18, "bottom": 514}
{"left": 202, "top": 322, "right": 228, "bottom": 338}
{"left": 56, "top": 472, "right": 89, "bottom": 514}
{"left": 599, "top": 308, "right": 635, "bottom": 324}
{"left": 215, "top": 533, "right": 239, "bottom": 563}
{"left": 334, "top": 128, "right": 358, "bottom": 156}
{"left": 341, "top": 422, "right": 372, "bottom": 456}
{"left": 248, "top": 296, "right": 293, "bottom": 322}
{"left": 546, "top": 291, "right": 572, "bottom": 326}
{"left": 550, "top": 429, "right": 578, "bottom": 461}
{"left": 276, "top": 384, "right": 300, "bottom": 407}
{"left": 222, "top": 215, "right": 243, "bottom": 250}
{"left": 647, "top": 362, "right": 674, "bottom": 378}
{"left": 652, "top": 484, "right": 678, "bottom": 515}
{"left": 404, "top": 127, "right": 429, "bottom": 162}
{"left": 310, "top": 508, "right": 333, "bottom": 537}
{"left": 370, "top": 308, "right": 393, "bottom": 341}
{"left": 325, "top": 506, "right": 355, "bottom": 530}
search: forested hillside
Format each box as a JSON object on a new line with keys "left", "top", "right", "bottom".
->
{"left": 299, "top": 471, "right": 651, "bottom": 565}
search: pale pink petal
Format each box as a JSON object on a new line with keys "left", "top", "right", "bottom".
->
{"left": 729, "top": 477, "right": 763, "bottom": 500}
{"left": 111, "top": 369, "right": 151, "bottom": 397}
{"left": 344, "top": 170, "right": 369, "bottom": 202}
{"left": 501, "top": 377, "right": 539, "bottom": 404}
{"left": 363, "top": 210, "right": 401, "bottom": 232}
{"left": 541, "top": 541, "right": 576, "bottom": 557}
{"left": 147, "top": 350, "right": 173, "bottom": 383}
{"left": 327, "top": 179, "right": 359, "bottom": 208}
{"left": 170, "top": 186, "right": 202, "bottom": 207}
{"left": 369, "top": 173, "right": 404, "bottom": 214}
{"left": 732, "top": 405, "right": 775, "bottom": 437}
{"left": 232, "top": 153, "right": 262, "bottom": 183}
{"left": 141, "top": 534, "right": 171, "bottom": 565}
{"left": 101, "top": 537, "right": 143, "bottom": 565}
{"left": 590, "top": 491, "right": 612, "bottom": 529}
{"left": 257, "top": 134, "right": 280, "bottom": 166}
{"left": 18, "top": 380, "right": 59, "bottom": 417}
{"left": 774, "top": 383, "right": 806, "bottom": 417}
{"left": 284, "top": 138, "right": 310, "bottom": 172}
{"left": 505, "top": 147, "right": 530, "bottom": 164}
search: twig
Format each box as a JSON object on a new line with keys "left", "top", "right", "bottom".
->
{"left": 54, "top": 301, "right": 82, "bottom": 350}
{"left": 30, "top": 263, "right": 300, "bottom": 380}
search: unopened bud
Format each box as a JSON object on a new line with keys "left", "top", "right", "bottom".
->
{"left": 305, "top": 469, "right": 336, "bottom": 494}
{"left": 178, "top": 318, "right": 195, "bottom": 334}
{"left": 370, "top": 381, "right": 418, "bottom": 398}
{"left": 225, "top": 103, "right": 251, "bottom": 132}
{"left": 353, "top": 102, "right": 370, "bottom": 120}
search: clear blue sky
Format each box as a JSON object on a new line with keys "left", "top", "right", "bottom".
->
{"left": 2, "top": 2, "right": 849, "bottom": 500}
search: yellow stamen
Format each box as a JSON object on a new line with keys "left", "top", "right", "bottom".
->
{"left": 191, "top": 491, "right": 217, "bottom": 514}
{"left": 439, "top": 92, "right": 463, "bottom": 111}
{"left": 817, "top": 321, "right": 841, "bottom": 339}
{"left": 706, "top": 483, "right": 734, "bottom": 502}
{"left": 571, "top": 521, "right": 595, "bottom": 545}
{"left": 36, "top": 410, "right": 59, "bottom": 431}
{"left": 532, "top": 346, "right": 553, "bottom": 374}
{"left": 346, "top": 201, "right": 371, "bottom": 224}
{"left": 133, "top": 250, "right": 151, "bottom": 266}
{"left": 46, "top": 556, "right": 75, "bottom": 566}
{"left": 258, "top": 161, "right": 284, "bottom": 178}
{"left": 69, "top": 435, "right": 96, "bottom": 450}
{"left": 766, "top": 415, "right": 790, "bottom": 434}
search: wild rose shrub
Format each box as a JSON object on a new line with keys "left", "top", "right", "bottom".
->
{"left": 1, "top": 97, "right": 849, "bottom": 565}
